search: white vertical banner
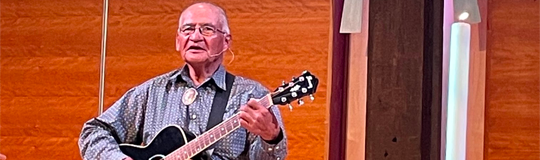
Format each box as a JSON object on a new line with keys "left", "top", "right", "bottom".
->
{"left": 446, "top": 13, "right": 472, "bottom": 160}
{"left": 340, "top": 0, "right": 363, "bottom": 33}
{"left": 443, "top": 0, "right": 481, "bottom": 159}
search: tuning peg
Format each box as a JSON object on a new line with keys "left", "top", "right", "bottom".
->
{"left": 309, "top": 94, "right": 315, "bottom": 101}
{"left": 297, "top": 99, "right": 304, "bottom": 106}
{"left": 288, "top": 104, "right": 293, "bottom": 111}
{"left": 281, "top": 97, "right": 287, "bottom": 103}
{"left": 291, "top": 76, "right": 296, "bottom": 81}
{"left": 282, "top": 80, "right": 286, "bottom": 86}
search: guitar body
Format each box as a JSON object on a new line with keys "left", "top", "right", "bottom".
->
{"left": 119, "top": 125, "right": 202, "bottom": 160}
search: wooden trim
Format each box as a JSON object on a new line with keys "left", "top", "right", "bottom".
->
{"left": 422, "top": 0, "right": 443, "bottom": 159}
{"left": 465, "top": 26, "right": 486, "bottom": 159}
{"left": 345, "top": 0, "right": 369, "bottom": 159}
{"left": 329, "top": 0, "right": 350, "bottom": 159}
{"left": 346, "top": 35, "right": 367, "bottom": 160}
{"left": 325, "top": 0, "right": 334, "bottom": 159}
{"left": 466, "top": 0, "right": 487, "bottom": 159}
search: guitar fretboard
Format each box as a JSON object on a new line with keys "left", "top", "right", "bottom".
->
{"left": 165, "top": 94, "right": 273, "bottom": 160}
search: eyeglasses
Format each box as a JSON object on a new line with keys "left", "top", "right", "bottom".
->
{"left": 179, "top": 25, "right": 227, "bottom": 36}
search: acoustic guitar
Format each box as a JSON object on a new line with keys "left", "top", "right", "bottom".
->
{"left": 119, "top": 71, "right": 319, "bottom": 160}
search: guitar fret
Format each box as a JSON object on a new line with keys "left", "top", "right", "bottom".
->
{"left": 225, "top": 119, "right": 231, "bottom": 131}
{"left": 196, "top": 139, "right": 201, "bottom": 151}
{"left": 187, "top": 143, "right": 193, "bottom": 157}
{"left": 211, "top": 131, "right": 216, "bottom": 142}
{"left": 203, "top": 135, "right": 209, "bottom": 148}
{"left": 191, "top": 142, "right": 197, "bottom": 156}
{"left": 259, "top": 95, "right": 271, "bottom": 109}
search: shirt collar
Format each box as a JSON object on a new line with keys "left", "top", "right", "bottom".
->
{"left": 169, "top": 64, "right": 227, "bottom": 91}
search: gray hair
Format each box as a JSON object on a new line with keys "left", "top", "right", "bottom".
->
{"left": 179, "top": 2, "right": 231, "bottom": 34}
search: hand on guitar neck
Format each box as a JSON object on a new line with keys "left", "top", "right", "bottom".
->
{"left": 238, "top": 99, "right": 281, "bottom": 141}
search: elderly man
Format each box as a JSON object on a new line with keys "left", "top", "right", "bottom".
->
{"left": 78, "top": 2, "right": 287, "bottom": 160}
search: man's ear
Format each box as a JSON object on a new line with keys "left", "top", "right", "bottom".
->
{"left": 224, "top": 34, "right": 232, "bottom": 48}
{"left": 175, "top": 33, "right": 181, "bottom": 51}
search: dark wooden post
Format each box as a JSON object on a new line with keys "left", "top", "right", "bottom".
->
{"left": 365, "top": 0, "right": 443, "bottom": 159}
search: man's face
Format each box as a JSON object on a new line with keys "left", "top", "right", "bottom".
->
{"left": 176, "top": 5, "right": 229, "bottom": 65}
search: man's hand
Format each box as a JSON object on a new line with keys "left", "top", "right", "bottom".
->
{"left": 238, "top": 99, "right": 280, "bottom": 141}
{"left": 123, "top": 157, "right": 133, "bottom": 160}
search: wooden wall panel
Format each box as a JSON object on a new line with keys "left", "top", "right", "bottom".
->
{"left": 104, "top": 0, "right": 330, "bottom": 159}
{"left": 346, "top": 0, "right": 369, "bottom": 159}
{"left": 486, "top": 0, "right": 540, "bottom": 159}
{"left": 0, "top": 0, "right": 102, "bottom": 159}
{"left": 366, "top": 0, "right": 425, "bottom": 158}
{"left": 466, "top": 24, "right": 487, "bottom": 160}
{"left": 366, "top": 0, "right": 442, "bottom": 159}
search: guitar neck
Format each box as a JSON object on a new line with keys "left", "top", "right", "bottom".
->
{"left": 165, "top": 94, "right": 273, "bottom": 160}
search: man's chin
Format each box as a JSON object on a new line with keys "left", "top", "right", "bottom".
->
{"left": 183, "top": 52, "right": 207, "bottom": 59}
{"left": 185, "top": 58, "right": 222, "bottom": 67}
{"left": 185, "top": 59, "right": 207, "bottom": 64}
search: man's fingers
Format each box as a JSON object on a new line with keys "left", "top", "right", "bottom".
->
{"left": 239, "top": 118, "right": 251, "bottom": 129}
{"left": 238, "top": 111, "right": 255, "bottom": 125}
{"left": 247, "top": 98, "right": 265, "bottom": 110}
{"left": 240, "top": 105, "right": 256, "bottom": 118}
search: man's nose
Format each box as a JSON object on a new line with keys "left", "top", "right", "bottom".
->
{"left": 189, "top": 29, "right": 204, "bottom": 41}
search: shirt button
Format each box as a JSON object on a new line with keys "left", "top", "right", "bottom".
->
{"left": 268, "top": 147, "right": 273, "bottom": 151}
{"left": 191, "top": 114, "right": 197, "bottom": 119}
{"left": 275, "top": 146, "right": 280, "bottom": 150}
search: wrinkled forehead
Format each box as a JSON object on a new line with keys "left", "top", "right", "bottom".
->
{"left": 179, "top": 5, "right": 222, "bottom": 27}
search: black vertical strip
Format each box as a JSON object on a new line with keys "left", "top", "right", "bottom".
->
{"left": 422, "top": 0, "right": 443, "bottom": 159}
{"left": 329, "top": 0, "right": 349, "bottom": 159}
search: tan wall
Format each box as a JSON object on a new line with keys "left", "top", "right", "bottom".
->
{"left": 0, "top": 0, "right": 330, "bottom": 159}
{"left": 0, "top": 0, "right": 102, "bottom": 159}
{"left": 485, "top": 0, "right": 540, "bottom": 159}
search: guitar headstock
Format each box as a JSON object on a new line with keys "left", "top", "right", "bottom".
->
{"left": 271, "top": 71, "right": 319, "bottom": 110}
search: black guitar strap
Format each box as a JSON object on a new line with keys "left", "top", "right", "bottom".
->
{"left": 206, "top": 72, "right": 235, "bottom": 131}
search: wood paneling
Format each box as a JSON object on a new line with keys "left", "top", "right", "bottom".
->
{"left": 466, "top": 26, "right": 487, "bottom": 160}
{"left": 0, "top": 0, "right": 330, "bottom": 159}
{"left": 0, "top": 0, "right": 102, "bottom": 159}
{"left": 366, "top": 0, "right": 442, "bottom": 159}
{"left": 485, "top": 0, "right": 540, "bottom": 159}
{"left": 346, "top": 0, "right": 369, "bottom": 159}
{"left": 328, "top": 0, "right": 349, "bottom": 159}
{"left": 104, "top": 0, "right": 330, "bottom": 160}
